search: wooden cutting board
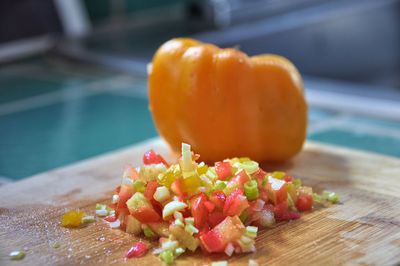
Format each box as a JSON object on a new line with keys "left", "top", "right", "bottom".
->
{"left": 1, "top": 138, "right": 400, "bottom": 266}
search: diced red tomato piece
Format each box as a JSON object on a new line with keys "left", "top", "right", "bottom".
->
{"left": 180, "top": 207, "right": 192, "bottom": 218}
{"left": 198, "top": 223, "right": 211, "bottom": 235}
{"left": 209, "top": 190, "right": 226, "bottom": 210}
{"left": 117, "top": 208, "right": 129, "bottom": 230}
{"left": 211, "top": 216, "right": 245, "bottom": 248}
{"left": 192, "top": 193, "right": 208, "bottom": 229}
{"left": 252, "top": 168, "right": 267, "bottom": 180}
{"left": 148, "top": 222, "right": 169, "bottom": 238}
{"left": 223, "top": 188, "right": 249, "bottom": 217}
{"left": 200, "top": 230, "right": 225, "bottom": 253}
{"left": 224, "top": 170, "right": 250, "bottom": 194}
{"left": 117, "top": 207, "right": 129, "bottom": 220}
{"left": 231, "top": 170, "right": 250, "bottom": 187}
{"left": 204, "top": 201, "right": 215, "bottom": 213}
{"left": 214, "top": 161, "right": 232, "bottom": 180}
{"left": 223, "top": 190, "right": 240, "bottom": 216}
{"left": 150, "top": 199, "right": 163, "bottom": 217}
{"left": 273, "top": 200, "right": 301, "bottom": 221}
{"left": 123, "top": 165, "right": 140, "bottom": 180}
{"left": 143, "top": 149, "right": 168, "bottom": 166}
{"left": 259, "top": 189, "right": 269, "bottom": 202}
{"left": 283, "top": 175, "right": 294, "bottom": 182}
{"left": 119, "top": 186, "right": 133, "bottom": 204}
{"left": 208, "top": 211, "right": 226, "bottom": 228}
{"left": 274, "top": 200, "right": 289, "bottom": 221}
{"left": 288, "top": 211, "right": 301, "bottom": 220}
{"left": 104, "top": 214, "right": 117, "bottom": 222}
{"left": 276, "top": 210, "right": 301, "bottom": 221}
{"left": 249, "top": 199, "right": 265, "bottom": 212}
{"left": 117, "top": 185, "right": 134, "bottom": 213}
{"left": 267, "top": 177, "right": 288, "bottom": 204}
{"left": 144, "top": 180, "right": 159, "bottom": 200}
{"left": 171, "top": 179, "right": 185, "bottom": 197}
{"left": 125, "top": 242, "right": 148, "bottom": 258}
{"left": 131, "top": 207, "right": 161, "bottom": 223}
{"left": 295, "top": 194, "right": 313, "bottom": 212}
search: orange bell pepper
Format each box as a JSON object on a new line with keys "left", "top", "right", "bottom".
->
{"left": 148, "top": 38, "right": 307, "bottom": 162}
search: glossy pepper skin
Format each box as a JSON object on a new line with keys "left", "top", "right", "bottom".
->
{"left": 148, "top": 38, "right": 307, "bottom": 162}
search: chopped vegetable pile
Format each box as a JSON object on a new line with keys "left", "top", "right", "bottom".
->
{"left": 99, "top": 143, "right": 338, "bottom": 264}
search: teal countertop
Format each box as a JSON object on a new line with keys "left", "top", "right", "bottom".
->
{"left": 1, "top": 56, "right": 399, "bottom": 181}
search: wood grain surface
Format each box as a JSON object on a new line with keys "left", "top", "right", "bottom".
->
{"left": 1, "top": 138, "right": 400, "bottom": 266}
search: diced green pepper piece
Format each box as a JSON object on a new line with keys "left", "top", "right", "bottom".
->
{"left": 223, "top": 182, "right": 238, "bottom": 196}
{"left": 158, "top": 165, "right": 181, "bottom": 188}
{"left": 244, "top": 180, "right": 259, "bottom": 200}
{"left": 126, "top": 192, "right": 150, "bottom": 210}
{"left": 143, "top": 226, "right": 156, "bottom": 238}
{"left": 81, "top": 215, "right": 95, "bottom": 224}
{"left": 206, "top": 167, "right": 217, "bottom": 181}
{"left": 233, "top": 161, "right": 259, "bottom": 175}
{"left": 174, "top": 219, "right": 184, "bottom": 227}
{"left": 95, "top": 203, "right": 107, "bottom": 210}
{"left": 293, "top": 178, "right": 302, "bottom": 188}
{"left": 287, "top": 193, "right": 295, "bottom": 208}
{"left": 214, "top": 180, "right": 227, "bottom": 191}
{"left": 184, "top": 217, "right": 194, "bottom": 225}
{"left": 239, "top": 157, "right": 251, "bottom": 162}
{"left": 322, "top": 191, "right": 339, "bottom": 204}
{"left": 262, "top": 176, "right": 268, "bottom": 187}
{"left": 184, "top": 224, "right": 199, "bottom": 235}
{"left": 271, "top": 171, "right": 286, "bottom": 179}
{"left": 160, "top": 250, "right": 174, "bottom": 264}
{"left": 312, "top": 193, "right": 322, "bottom": 204}
{"left": 287, "top": 182, "right": 298, "bottom": 203}
{"left": 239, "top": 209, "right": 249, "bottom": 224}
{"left": 245, "top": 226, "right": 258, "bottom": 238}
{"left": 133, "top": 180, "right": 146, "bottom": 193}
{"left": 196, "top": 162, "right": 208, "bottom": 175}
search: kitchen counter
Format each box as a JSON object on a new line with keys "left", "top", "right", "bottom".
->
{"left": 0, "top": 55, "right": 399, "bottom": 181}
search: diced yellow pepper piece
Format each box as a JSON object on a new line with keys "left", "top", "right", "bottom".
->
{"left": 61, "top": 210, "right": 85, "bottom": 228}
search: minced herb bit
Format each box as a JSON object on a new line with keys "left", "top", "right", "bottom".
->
{"left": 9, "top": 250, "right": 25, "bottom": 260}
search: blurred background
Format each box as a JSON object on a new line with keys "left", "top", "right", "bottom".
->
{"left": 0, "top": 0, "right": 399, "bottom": 182}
